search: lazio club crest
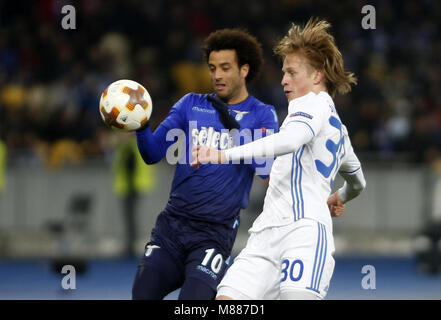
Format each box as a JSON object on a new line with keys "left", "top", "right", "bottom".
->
{"left": 232, "top": 110, "right": 250, "bottom": 121}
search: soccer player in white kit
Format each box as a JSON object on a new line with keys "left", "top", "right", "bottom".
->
{"left": 191, "top": 18, "right": 366, "bottom": 300}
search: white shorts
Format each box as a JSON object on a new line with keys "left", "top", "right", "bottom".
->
{"left": 216, "top": 218, "right": 335, "bottom": 300}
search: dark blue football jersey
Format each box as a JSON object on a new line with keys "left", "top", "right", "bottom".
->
{"left": 136, "top": 93, "right": 279, "bottom": 225}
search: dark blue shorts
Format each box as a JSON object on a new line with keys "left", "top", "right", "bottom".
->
{"left": 145, "top": 210, "right": 240, "bottom": 292}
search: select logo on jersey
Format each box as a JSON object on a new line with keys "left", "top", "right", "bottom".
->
{"left": 192, "top": 126, "right": 234, "bottom": 149}
{"left": 232, "top": 110, "right": 250, "bottom": 121}
{"left": 290, "top": 112, "right": 313, "bottom": 120}
{"left": 165, "top": 120, "right": 275, "bottom": 174}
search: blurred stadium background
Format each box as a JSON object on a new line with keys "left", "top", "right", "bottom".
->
{"left": 1, "top": 0, "right": 441, "bottom": 299}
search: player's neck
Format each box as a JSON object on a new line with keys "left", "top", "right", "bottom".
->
{"left": 311, "top": 84, "right": 327, "bottom": 95}
{"left": 226, "top": 88, "right": 249, "bottom": 105}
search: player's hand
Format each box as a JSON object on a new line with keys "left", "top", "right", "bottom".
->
{"left": 327, "top": 191, "right": 345, "bottom": 217}
{"left": 190, "top": 145, "right": 226, "bottom": 167}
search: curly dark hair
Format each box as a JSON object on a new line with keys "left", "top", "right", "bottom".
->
{"left": 202, "top": 29, "right": 264, "bottom": 83}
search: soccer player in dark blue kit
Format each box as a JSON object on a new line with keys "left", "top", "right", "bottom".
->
{"left": 131, "top": 29, "right": 279, "bottom": 300}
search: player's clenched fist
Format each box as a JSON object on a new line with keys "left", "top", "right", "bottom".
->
{"left": 327, "top": 191, "right": 345, "bottom": 217}
{"left": 191, "top": 145, "right": 226, "bottom": 167}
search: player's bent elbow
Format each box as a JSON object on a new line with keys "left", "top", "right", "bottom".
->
{"left": 138, "top": 149, "right": 163, "bottom": 165}
{"left": 352, "top": 180, "right": 366, "bottom": 198}
{"left": 357, "top": 179, "right": 367, "bottom": 192}
{"left": 139, "top": 154, "right": 161, "bottom": 165}
{"left": 144, "top": 157, "right": 160, "bottom": 165}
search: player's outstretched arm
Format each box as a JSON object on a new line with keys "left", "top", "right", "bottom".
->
{"left": 135, "top": 124, "right": 172, "bottom": 164}
{"left": 191, "top": 121, "right": 313, "bottom": 166}
{"left": 136, "top": 94, "right": 189, "bottom": 165}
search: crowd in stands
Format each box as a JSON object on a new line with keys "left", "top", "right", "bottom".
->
{"left": 1, "top": 0, "right": 440, "bottom": 167}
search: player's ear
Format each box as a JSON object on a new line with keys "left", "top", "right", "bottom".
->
{"left": 240, "top": 64, "right": 250, "bottom": 81}
{"left": 313, "top": 69, "right": 325, "bottom": 85}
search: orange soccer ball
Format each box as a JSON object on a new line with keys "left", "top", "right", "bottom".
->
{"left": 99, "top": 79, "right": 153, "bottom": 131}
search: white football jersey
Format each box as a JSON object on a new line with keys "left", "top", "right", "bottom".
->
{"left": 250, "top": 91, "right": 362, "bottom": 232}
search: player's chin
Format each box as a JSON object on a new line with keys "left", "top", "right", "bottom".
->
{"left": 215, "top": 89, "right": 230, "bottom": 100}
